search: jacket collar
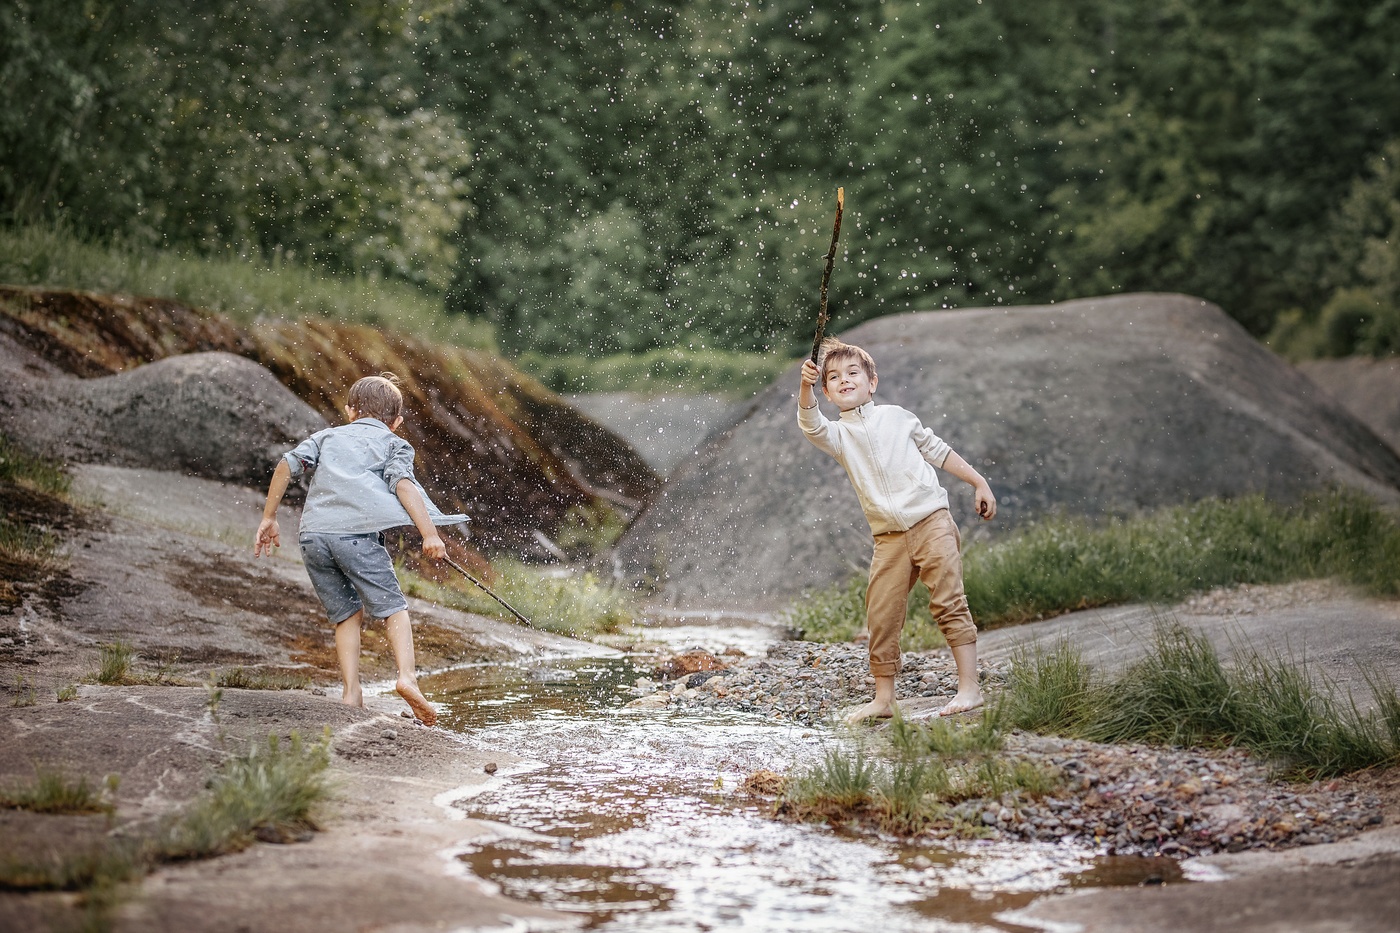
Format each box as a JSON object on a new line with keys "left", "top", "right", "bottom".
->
{"left": 352, "top": 417, "right": 392, "bottom": 431}
{"left": 838, "top": 401, "right": 876, "bottom": 422}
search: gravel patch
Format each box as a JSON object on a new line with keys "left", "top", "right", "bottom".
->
{"left": 628, "top": 640, "right": 1395, "bottom": 858}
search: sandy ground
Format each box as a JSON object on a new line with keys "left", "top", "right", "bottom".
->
{"left": 1, "top": 465, "right": 612, "bottom": 932}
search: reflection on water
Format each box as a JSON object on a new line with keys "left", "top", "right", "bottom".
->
{"left": 424, "top": 657, "right": 1185, "bottom": 932}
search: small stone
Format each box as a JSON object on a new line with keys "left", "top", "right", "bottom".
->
{"left": 981, "top": 811, "right": 998, "bottom": 826}
{"left": 311, "top": 687, "right": 327, "bottom": 696}
{"left": 382, "top": 729, "right": 397, "bottom": 740}
{"left": 401, "top": 710, "right": 413, "bottom": 719}
{"left": 484, "top": 762, "right": 498, "bottom": 774}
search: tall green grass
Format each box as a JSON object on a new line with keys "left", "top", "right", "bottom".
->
{"left": 786, "top": 491, "right": 1400, "bottom": 636}
{"left": 397, "top": 560, "right": 636, "bottom": 639}
{"left": 1002, "top": 623, "right": 1400, "bottom": 778}
{"left": 0, "top": 221, "right": 493, "bottom": 348}
{"left": 517, "top": 346, "right": 794, "bottom": 399}
{"left": 965, "top": 490, "right": 1400, "bottom": 625}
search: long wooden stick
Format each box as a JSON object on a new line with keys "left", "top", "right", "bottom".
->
{"left": 443, "top": 556, "right": 535, "bottom": 628}
{"left": 809, "top": 187, "right": 846, "bottom": 366}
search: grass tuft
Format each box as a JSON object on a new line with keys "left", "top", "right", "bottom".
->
{"left": 211, "top": 667, "right": 311, "bottom": 691}
{"left": 161, "top": 729, "right": 332, "bottom": 859}
{"left": 399, "top": 560, "right": 636, "bottom": 640}
{"left": 778, "top": 710, "right": 1060, "bottom": 837}
{"left": 56, "top": 683, "right": 79, "bottom": 702}
{"left": 93, "top": 642, "right": 133, "bottom": 685}
{"left": 0, "top": 767, "right": 115, "bottom": 816}
{"left": 0, "top": 432, "right": 71, "bottom": 497}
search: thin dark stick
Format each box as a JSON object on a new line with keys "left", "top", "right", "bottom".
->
{"left": 809, "top": 186, "right": 846, "bottom": 366}
{"left": 442, "top": 556, "right": 535, "bottom": 628}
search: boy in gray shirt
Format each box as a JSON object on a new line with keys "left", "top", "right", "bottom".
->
{"left": 255, "top": 374, "right": 466, "bottom": 726}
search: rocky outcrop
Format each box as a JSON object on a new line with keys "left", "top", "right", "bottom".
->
{"left": 0, "top": 286, "right": 659, "bottom": 553}
{"left": 1298, "top": 357, "right": 1400, "bottom": 455}
{"left": 6, "top": 351, "right": 328, "bottom": 487}
{"left": 616, "top": 294, "right": 1400, "bottom": 608}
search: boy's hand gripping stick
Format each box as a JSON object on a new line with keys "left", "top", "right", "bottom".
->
{"left": 809, "top": 187, "right": 845, "bottom": 367}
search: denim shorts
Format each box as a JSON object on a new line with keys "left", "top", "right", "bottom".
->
{"left": 299, "top": 532, "right": 408, "bottom": 625}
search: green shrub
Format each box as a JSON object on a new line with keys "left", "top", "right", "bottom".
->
{"left": 516, "top": 346, "right": 793, "bottom": 399}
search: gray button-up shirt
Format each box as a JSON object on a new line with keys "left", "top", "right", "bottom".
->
{"left": 284, "top": 418, "right": 468, "bottom": 536}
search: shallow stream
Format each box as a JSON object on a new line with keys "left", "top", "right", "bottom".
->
{"left": 422, "top": 627, "right": 1184, "bottom": 932}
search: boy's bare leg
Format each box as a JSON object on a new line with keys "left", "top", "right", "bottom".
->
{"left": 939, "top": 641, "right": 984, "bottom": 716}
{"left": 384, "top": 609, "right": 437, "bottom": 726}
{"left": 845, "top": 674, "right": 898, "bottom": 724}
{"left": 334, "top": 612, "right": 364, "bottom": 708}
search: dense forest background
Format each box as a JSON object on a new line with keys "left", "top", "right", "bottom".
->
{"left": 4, "top": 0, "right": 1399, "bottom": 359}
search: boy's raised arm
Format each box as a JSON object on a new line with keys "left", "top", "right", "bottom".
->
{"left": 255, "top": 459, "right": 292, "bottom": 557}
{"left": 395, "top": 479, "right": 447, "bottom": 560}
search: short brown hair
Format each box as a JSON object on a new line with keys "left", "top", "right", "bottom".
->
{"left": 347, "top": 373, "right": 404, "bottom": 424}
{"left": 817, "top": 337, "right": 877, "bottom": 382}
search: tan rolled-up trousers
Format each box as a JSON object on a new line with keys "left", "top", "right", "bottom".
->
{"left": 865, "top": 507, "right": 977, "bottom": 676}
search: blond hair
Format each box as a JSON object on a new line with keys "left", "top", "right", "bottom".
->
{"left": 347, "top": 373, "right": 404, "bottom": 424}
{"left": 817, "top": 337, "right": 877, "bottom": 382}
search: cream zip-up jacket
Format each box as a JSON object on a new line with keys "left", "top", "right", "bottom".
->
{"left": 799, "top": 399, "right": 953, "bottom": 535}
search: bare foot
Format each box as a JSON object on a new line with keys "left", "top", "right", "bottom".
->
{"left": 340, "top": 686, "right": 363, "bottom": 708}
{"left": 937, "top": 691, "right": 983, "bottom": 717}
{"left": 845, "top": 698, "right": 898, "bottom": 725}
{"left": 396, "top": 676, "right": 438, "bottom": 727}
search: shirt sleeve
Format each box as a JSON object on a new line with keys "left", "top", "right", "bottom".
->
{"left": 911, "top": 416, "right": 952, "bottom": 468}
{"left": 798, "top": 400, "right": 841, "bottom": 459}
{"left": 382, "top": 438, "right": 417, "bottom": 494}
{"left": 283, "top": 432, "right": 323, "bottom": 478}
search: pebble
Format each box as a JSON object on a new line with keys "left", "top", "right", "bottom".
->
{"left": 382, "top": 729, "right": 397, "bottom": 740}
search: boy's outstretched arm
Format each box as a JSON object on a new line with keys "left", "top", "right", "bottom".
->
{"left": 395, "top": 480, "right": 447, "bottom": 559}
{"left": 939, "top": 451, "right": 997, "bottom": 520}
{"left": 255, "top": 459, "right": 292, "bottom": 557}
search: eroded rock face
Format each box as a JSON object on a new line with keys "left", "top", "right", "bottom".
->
{"left": 616, "top": 294, "right": 1400, "bottom": 609}
{"left": 1298, "top": 357, "right": 1400, "bottom": 455}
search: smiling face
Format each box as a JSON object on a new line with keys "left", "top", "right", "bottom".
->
{"left": 822, "top": 356, "right": 878, "bottom": 411}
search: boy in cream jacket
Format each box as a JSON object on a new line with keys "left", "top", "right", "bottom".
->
{"left": 798, "top": 338, "right": 996, "bottom": 722}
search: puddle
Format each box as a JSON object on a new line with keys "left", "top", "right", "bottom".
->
{"left": 424, "top": 655, "right": 1185, "bottom": 931}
